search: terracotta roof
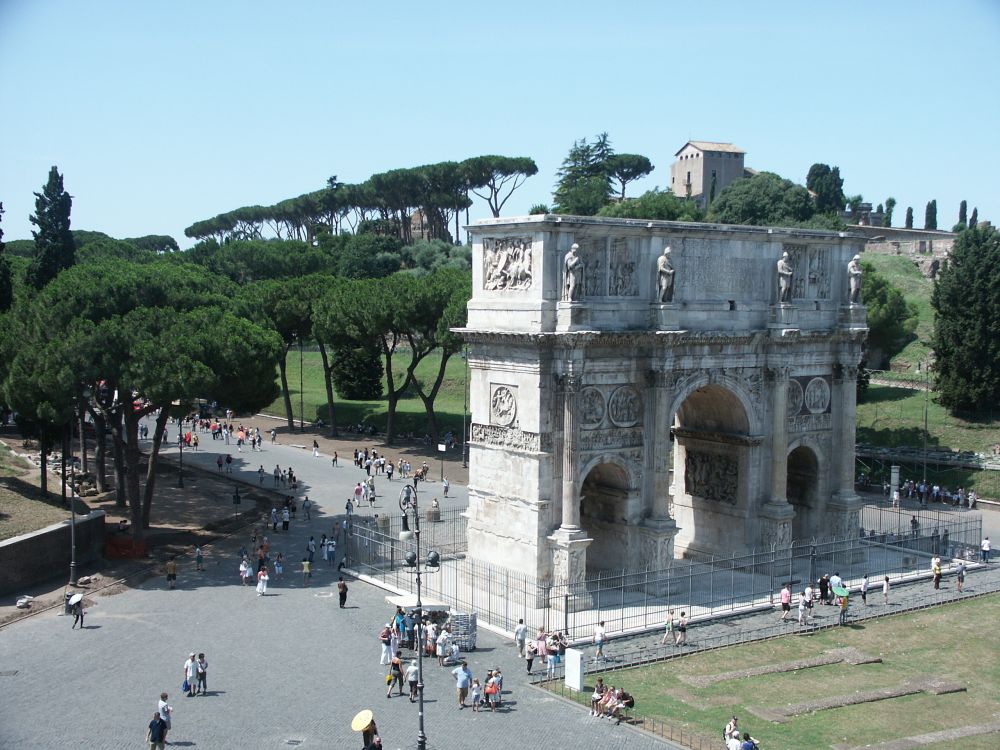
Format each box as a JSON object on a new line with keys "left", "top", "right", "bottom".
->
{"left": 675, "top": 141, "right": 746, "bottom": 156}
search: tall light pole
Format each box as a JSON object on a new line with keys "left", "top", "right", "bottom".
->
{"left": 399, "top": 483, "right": 440, "bottom": 750}
{"left": 177, "top": 415, "right": 184, "bottom": 488}
{"left": 299, "top": 333, "right": 305, "bottom": 433}
{"left": 69, "top": 386, "right": 92, "bottom": 586}
{"left": 922, "top": 362, "right": 929, "bottom": 486}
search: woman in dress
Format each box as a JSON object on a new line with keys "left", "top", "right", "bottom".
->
{"left": 239, "top": 557, "right": 250, "bottom": 585}
{"left": 256, "top": 567, "right": 269, "bottom": 596}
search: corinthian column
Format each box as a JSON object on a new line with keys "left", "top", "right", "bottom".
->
{"left": 768, "top": 367, "right": 790, "bottom": 504}
{"left": 559, "top": 373, "right": 582, "bottom": 530}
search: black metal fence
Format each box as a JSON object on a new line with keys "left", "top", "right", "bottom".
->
{"left": 344, "top": 505, "right": 982, "bottom": 642}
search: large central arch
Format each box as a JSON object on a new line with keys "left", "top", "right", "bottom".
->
{"left": 671, "top": 384, "right": 760, "bottom": 558}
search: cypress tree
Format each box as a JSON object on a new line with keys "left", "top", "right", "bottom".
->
{"left": 958, "top": 200, "right": 968, "bottom": 228}
{"left": 924, "top": 200, "right": 937, "bottom": 230}
{"left": 905, "top": 206, "right": 914, "bottom": 229}
{"left": 932, "top": 226, "right": 1000, "bottom": 412}
{"left": 970, "top": 207, "right": 978, "bottom": 228}
{"left": 26, "top": 166, "right": 75, "bottom": 290}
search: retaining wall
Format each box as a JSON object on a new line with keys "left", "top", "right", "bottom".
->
{"left": 0, "top": 511, "right": 106, "bottom": 596}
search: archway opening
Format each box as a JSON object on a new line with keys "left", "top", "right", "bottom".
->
{"left": 671, "top": 384, "right": 752, "bottom": 558}
{"left": 580, "top": 462, "right": 631, "bottom": 574}
{"left": 787, "top": 445, "right": 819, "bottom": 540}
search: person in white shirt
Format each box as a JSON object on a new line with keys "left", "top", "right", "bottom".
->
{"left": 982, "top": 536, "right": 992, "bottom": 563}
{"left": 513, "top": 618, "right": 527, "bottom": 656}
{"left": 593, "top": 621, "right": 607, "bottom": 660}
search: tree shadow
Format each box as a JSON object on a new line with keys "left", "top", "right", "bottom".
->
{"left": 859, "top": 385, "right": 919, "bottom": 404}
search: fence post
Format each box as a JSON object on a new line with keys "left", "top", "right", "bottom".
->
{"left": 564, "top": 593, "right": 570, "bottom": 634}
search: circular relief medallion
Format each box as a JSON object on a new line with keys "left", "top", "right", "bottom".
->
{"left": 786, "top": 379, "right": 804, "bottom": 418}
{"left": 579, "top": 387, "right": 606, "bottom": 429}
{"left": 490, "top": 385, "right": 517, "bottom": 426}
{"left": 608, "top": 385, "right": 641, "bottom": 428}
{"left": 805, "top": 376, "right": 831, "bottom": 414}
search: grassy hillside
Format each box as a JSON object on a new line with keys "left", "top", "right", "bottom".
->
{"left": 263, "top": 347, "right": 468, "bottom": 437}
{"left": 863, "top": 253, "right": 934, "bottom": 371}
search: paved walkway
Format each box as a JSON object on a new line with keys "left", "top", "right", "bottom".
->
{"left": 0, "top": 422, "right": 676, "bottom": 750}
{"left": 2, "top": 421, "right": 997, "bottom": 749}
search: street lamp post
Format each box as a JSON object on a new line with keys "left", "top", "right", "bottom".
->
{"left": 69, "top": 386, "right": 92, "bottom": 587}
{"left": 177, "top": 417, "right": 184, "bottom": 488}
{"left": 399, "top": 483, "right": 440, "bottom": 750}
{"left": 299, "top": 334, "right": 305, "bottom": 433}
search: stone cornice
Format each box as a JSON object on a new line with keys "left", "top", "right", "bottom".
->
{"left": 672, "top": 426, "right": 764, "bottom": 447}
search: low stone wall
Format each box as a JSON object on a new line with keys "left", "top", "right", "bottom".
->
{"left": 0, "top": 511, "right": 106, "bottom": 596}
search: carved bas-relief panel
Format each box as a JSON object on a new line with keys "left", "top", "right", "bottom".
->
{"left": 470, "top": 423, "right": 547, "bottom": 453}
{"left": 577, "top": 237, "right": 606, "bottom": 297}
{"left": 483, "top": 237, "right": 533, "bottom": 291}
{"left": 785, "top": 243, "right": 832, "bottom": 300}
{"left": 490, "top": 384, "right": 518, "bottom": 427}
{"left": 684, "top": 450, "right": 738, "bottom": 505}
{"left": 608, "top": 238, "right": 638, "bottom": 297}
{"left": 788, "top": 375, "right": 833, "bottom": 432}
{"left": 578, "top": 428, "right": 644, "bottom": 452}
{"left": 579, "top": 387, "right": 606, "bottom": 429}
{"left": 608, "top": 385, "right": 642, "bottom": 427}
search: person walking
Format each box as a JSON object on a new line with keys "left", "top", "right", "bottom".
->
{"left": 282, "top": 506, "right": 290, "bottom": 532}
{"left": 860, "top": 574, "right": 869, "bottom": 606}
{"left": 956, "top": 562, "right": 966, "bottom": 592}
{"left": 593, "top": 621, "right": 607, "bottom": 661}
{"left": 452, "top": 660, "right": 472, "bottom": 709}
{"left": 70, "top": 597, "right": 84, "bottom": 629}
{"left": 307, "top": 536, "right": 317, "bottom": 563}
{"left": 146, "top": 711, "right": 167, "bottom": 750}
{"left": 661, "top": 609, "right": 676, "bottom": 643}
{"left": 779, "top": 584, "right": 791, "bottom": 621}
{"left": 273, "top": 553, "right": 284, "bottom": 578}
{"left": 301, "top": 558, "right": 310, "bottom": 586}
{"left": 405, "top": 659, "right": 419, "bottom": 703}
{"left": 513, "top": 618, "right": 527, "bottom": 657}
{"left": 337, "top": 576, "right": 348, "bottom": 608}
{"left": 332, "top": 451, "right": 338, "bottom": 467}
{"left": 258, "top": 465, "right": 265, "bottom": 485}
{"left": 156, "top": 694, "right": 172, "bottom": 746}
{"left": 883, "top": 575, "right": 891, "bottom": 605}
{"left": 378, "top": 623, "right": 393, "bottom": 665}
{"left": 443, "top": 477, "right": 450, "bottom": 497}
{"left": 256, "top": 568, "right": 269, "bottom": 596}
{"left": 313, "top": 439, "right": 320, "bottom": 457}
{"left": 982, "top": 536, "right": 992, "bottom": 562}
{"left": 387, "top": 651, "right": 405, "bottom": 698}
{"left": 676, "top": 612, "right": 688, "bottom": 645}
{"left": 303, "top": 496, "right": 312, "bottom": 520}
{"left": 194, "top": 546, "right": 204, "bottom": 572}
{"left": 225, "top": 453, "right": 233, "bottom": 473}
{"left": 183, "top": 653, "right": 197, "bottom": 697}
{"left": 216, "top": 454, "right": 224, "bottom": 472}
{"left": 195, "top": 653, "right": 208, "bottom": 695}
{"left": 797, "top": 590, "right": 807, "bottom": 625}
{"left": 165, "top": 557, "right": 177, "bottom": 590}
{"left": 524, "top": 639, "right": 537, "bottom": 674}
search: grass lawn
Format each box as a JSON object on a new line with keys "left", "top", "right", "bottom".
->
{"left": 857, "top": 385, "right": 1000, "bottom": 455}
{"left": 562, "top": 594, "right": 1000, "bottom": 750}
{"left": 263, "top": 347, "right": 468, "bottom": 437}
{"left": 0, "top": 441, "right": 69, "bottom": 541}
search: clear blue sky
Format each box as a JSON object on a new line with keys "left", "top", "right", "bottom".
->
{"left": 2, "top": 0, "right": 998, "bottom": 247}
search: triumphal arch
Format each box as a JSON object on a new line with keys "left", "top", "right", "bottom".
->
{"left": 459, "top": 215, "right": 867, "bottom": 593}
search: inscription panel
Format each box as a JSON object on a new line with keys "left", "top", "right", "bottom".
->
{"left": 578, "top": 427, "right": 645, "bottom": 452}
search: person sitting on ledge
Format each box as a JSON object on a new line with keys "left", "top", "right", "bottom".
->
{"left": 117, "top": 519, "right": 130, "bottom": 534}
